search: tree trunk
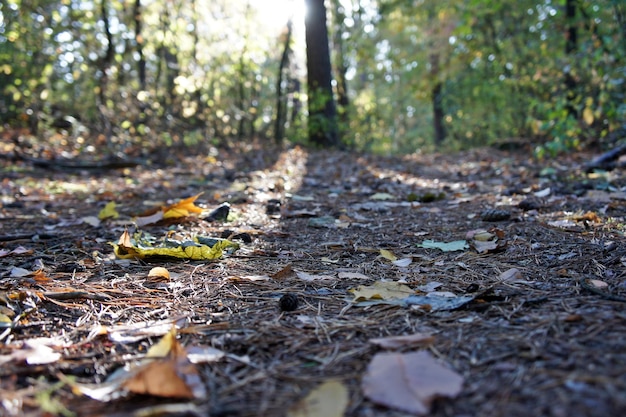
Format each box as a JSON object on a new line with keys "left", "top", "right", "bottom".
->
{"left": 564, "top": 0, "right": 578, "bottom": 119}
{"left": 432, "top": 81, "right": 445, "bottom": 145}
{"left": 429, "top": 53, "right": 445, "bottom": 145}
{"left": 304, "top": 0, "right": 339, "bottom": 147}
{"left": 330, "top": 0, "right": 350, "bottom": 138}
{"left": 275, "top": 20, "right": 293, "bottom": 144}
{"left": 133, "top": 0, "right": 146, "bottom": 91}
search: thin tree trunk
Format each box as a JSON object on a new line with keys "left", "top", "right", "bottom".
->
{"left": 133, "top": 0, "right": 146, "bottom": 91}
{"left": 275, "top": 20, "right": 293, "bottom": 144}
{"left": 430, "top": 53, "right": 445, "bottom": 145}
{"left": 432, "top": 81, "right": 445, "bottom": 145}
{"left": 98, "top": 0, "right": 115, "bottom": 145}
{"left": 331, "top": 0, "right": 350, "bottom": 139}
{"left": 564, "top": 0, "right": 578, "bottom": 119}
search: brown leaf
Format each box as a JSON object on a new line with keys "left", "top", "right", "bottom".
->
{"left": 122, "top": 357, "right": 202, "bottom": 399}
{"left": 369, "top": 333, "right": 435, "bottom": 349}
{"left": 362, "top": 351, "right": 463, "bottom": 415}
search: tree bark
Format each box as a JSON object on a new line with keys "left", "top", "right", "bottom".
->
{"left": 275, "top": 20, "right": 293, "bottom": 144}
{"left": 133, "top": 0, "right": 146, "bottom": 91}
{"left": 304, "top": 0, "right": 339, "bottom": 147}
{"left": 330, "top": 0, "right": 349, "bottom": 137}
{"left": 564, "top": 0, "right": 578, "bottom": 119}
{"left": 430, "top": 53, "right": 446, "bottom": 145}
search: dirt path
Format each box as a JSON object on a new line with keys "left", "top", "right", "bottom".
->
{"left": 1, "top": 145, "right": 625, "bottom": 416}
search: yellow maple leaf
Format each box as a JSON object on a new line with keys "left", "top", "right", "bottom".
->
{"left": 163, "top": 193, "right": 204, "bottom": 219}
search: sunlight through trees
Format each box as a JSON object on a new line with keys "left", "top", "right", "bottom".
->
{"left": 0, "top": 0, "right": 623, "bottom": 154}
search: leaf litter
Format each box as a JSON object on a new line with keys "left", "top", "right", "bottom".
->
{"left": 1, "top": 144, "right": 626, "bottom": 416}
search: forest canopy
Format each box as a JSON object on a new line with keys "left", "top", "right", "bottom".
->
{"left": 0, "top": 0, "right": 624, "bottom": 155}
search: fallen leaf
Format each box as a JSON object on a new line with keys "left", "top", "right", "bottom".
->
{"left": 10, "top": 267, "right": 32, "bottom": 278}
{"left": 163, "top": 193, "right": 204, "bottom": 219}
{"left": 338, "top": 271, "right": 370, "bottom": 280}
{"left": 380, "top": 249, "right": 397, "bottom": 261}
{"left": 135, "top": 210, "right": 164, "bottom": 227}
{"left": 111, "top": 231, "right": 239, "bottom": 261}
{"left": 72, "top": 327, "right": 206, "bottom": 401}
{"left": 350, "top": 281, "right": 415, "bottom": 302}
{"left": 588, "top": 279, "right": 608, "bottom": 289}
{"left": 498, "top": 268, "right": 523, "bottom": 282}
{"left": 148, "top": 267, "right": 170, "bottom": 280}
{"left": 296, "top": 270, "right": 336, "bottom": 281}
{"left": 392, "top": 258, "right": 413, "bottom": 267}
{"left": 82, "top": 215, "right": 101, "bottom": 227}
{"left": 418, "top": 240, "right": 468, "bottom": 252}
{"left": 370, "top": 192, "right": 395, "bottom": 200}
{"left": 362, "top": 351, "right": 463, "bottom": 415}
{"left": 272, "top": 264, "right": 294, "bottom": 280}
{"left": 98, "top": 201, "right": 119, "bottom": 220}
{"left": 287, "top": 380, "right": 349, "bottom": 417}
{"left": 369, "top": 333, "right": 435, "bottom": 349}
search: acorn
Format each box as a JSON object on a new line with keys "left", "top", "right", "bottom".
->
{"left": 279, "top": 293, "right": 299, "bottom": 312}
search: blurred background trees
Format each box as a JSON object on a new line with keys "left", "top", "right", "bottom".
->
{"left": 0, "top": 0, "right": 624, "bottom": 157}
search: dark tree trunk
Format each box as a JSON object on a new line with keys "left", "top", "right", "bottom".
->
{"left": 133, "top": 0, "right": 146, "bottom": 91}
{"left": 429, "top": 53, "right": 446, "bottom": 145}
{"left": 275, "top": 20, "right": 293, "bottom": 144}
{"left": 304, "top": 0, "right": 339, "bottom": 147}
{"left": 98, "top": 0, "right": 115, "bottom": 144}
{"left": 98, "top": 0, "right": 114, "bottom": 106}
{"left": 331, "top": 0, "right": 350, "bottom": 138}
{"left": 432, "top": 82, "right": 446, "bottom": 145}
{"left": 564, "top": 0, "right": 578, "bottom": 118}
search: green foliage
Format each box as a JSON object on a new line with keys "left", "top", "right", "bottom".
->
{"left": 0, "top": 0, "right": 623, "bottom": 154}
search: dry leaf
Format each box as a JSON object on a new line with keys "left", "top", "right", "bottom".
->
{"left": 350, "top": 281, "right": 415, "bottom": 302}
{"left": 338, "top": 272, "right": 370, "bottom": 280}
{"left": 287, "top": 380, "right": 349, "bottom": 417}
{"left": 588, "top": 279, "right": 608, "bottom": 289}
{"left": 135, "top": 210, "right": 164, "bottom": 227}
{"left": 122, "top": 358, "right": 202, "bottom": 399}
{"left": 124, "top": 327, "right": 206, "bottom": 399}
{"left": 10, "top": 267, "right": 32, "bottom": 278}
{"left": 148, "top": 267, "right": 170, "bottom": 280}
{"left": 362, "top": 351, "right": 463, "bottom": 415}
{"left": 369, "top": 333, "right": 435, "bottom": 349}
{"left": 272, "top": 264, "right": 294, "bottom": 280}
{"left": 380, "top": 249, "right": 398, "bottom": 261}
{"left": 295, "top": 270, "right": 336, "bottom": 281}
{"left": 392, "top": 258, "right": 412, "bottom": 267}
{"left": 498, "top": 268, "right": 523, "bottom": 282}
{"left": 163, "top": 193, "right": 204, "bottom": 219}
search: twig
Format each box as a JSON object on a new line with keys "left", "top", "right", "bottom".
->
{"left": 578, "top": 277, "right": 626, "bottom": 303}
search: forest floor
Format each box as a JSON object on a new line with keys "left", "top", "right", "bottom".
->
{"left": 1, "top": 140, "right": 626, "bottom": 417}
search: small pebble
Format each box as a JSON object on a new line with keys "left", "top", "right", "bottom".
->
{"left": 279, "top": 293, "right": 299, "bottom": 312}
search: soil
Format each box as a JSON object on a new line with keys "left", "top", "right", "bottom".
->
{"left": 1, "top": 143, "right": 625, "bottom": 417}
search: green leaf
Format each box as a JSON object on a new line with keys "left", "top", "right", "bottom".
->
{"left": 418, "top": 239, "right": 468, "bottom": 252}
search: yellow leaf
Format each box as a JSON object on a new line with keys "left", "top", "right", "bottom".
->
{"left": 379, "top": 249, "right": 397, "bottom": 261}
{"left": 146, "top": 326, "right": 178, "bottom": 358}
{"left": 287, "top": 380, "right": 349, "bottom": 417}
{"left": 350, "top": 281, "right": 415, "bottom": 302}
{"left": 110, "top": 233, "right": 239, "bottom": 261}
{"left": 163, "top": 193, "right": 204, "bottom": 219}
{"left": 98, "top": 201, "right": 119, "bottom": 220}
